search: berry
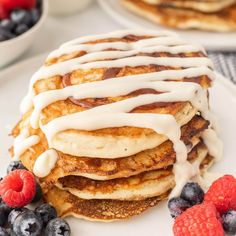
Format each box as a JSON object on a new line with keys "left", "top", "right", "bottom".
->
{"left": 0, "top": 19, "right": 15, "bottom": 32}
{"left": 35, "top": 204, "right": 57, "bottom": 226}
{"left": 1, "top": 0, "right": 36, "bottom": 11}
{"left": 6, "top": 229, "right": 15, "bottom": 236}
{"left": 13, "top": 211, "right": 42, "bottom": 236}
{"left": 15, "top": 24, "right": 29, "bottom": 35}
{"left": 204, "top": 175, "right": 236, "bottom": 214}
{"left": 10, "top": 9, "right": 32, "bottom": 26}
{"left": 0, "top": 200, "right": 12, "bottom": 226}
{"left": 36, "top": 0, "right": 42, "bottom": 8}
{"left": 30, "top": 8, "right": 40, "bottom": 25}
{"left": 0, "top": 227, "right": 9, "bottom": 236}
{"left": 0, "top": 170, "right": 36, "bottom": 208}
{"left": 8, "top": 208, "right": 28, "bottom": 228}
{"left": 7, "top": 161, "right": 26, "bottom": 174}
{"left": 168, "top": 197, "right": 191, "bottom": 218}
{"left": 31, "top": 183, "right": 42, "bottom": 203}
{"left": 0, "top": 29, "right": 15, "bottom": 41}
{"left": 173, "top": 202, "right": 224, "bottom": 236}
{"left": 222, "top": 210, "right": 236, "bottom": 234}
{"left": 45, "top": 218, "right": 71, "bottom": 236}
{"left": 0, "top": 5, "right": 9, "bottom": 20}
{"left": 180, "top": 182, "right": 204, "bottom": 205}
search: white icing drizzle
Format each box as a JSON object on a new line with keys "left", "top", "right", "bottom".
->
{"left": 202, "top": 128, "right": 223, "bottom": 161}
{"left": 48, "top": 43, "right": 205, "bottom": 60}
{"left": 33, "top": 149, "right": 58, "bottom": 178}
{"left": 170, "top": 147, "right": 207, "bottom": 198}
{"left": 20, "top": 56, "right": 212, "bottom": 114}
{"left": 13, "top": 130, "right": 40, "bottom": 161}
{"left": 16, "top": 29, "right": 222, "bottom": 196}
{"left": 60, "top": 29, "right": 177, "bottom": 47}
{"left": 30, "top": 56, "right": 213, "bottom": 89}
{"left": 30, "top": 69, "right": 215, "bottom": 129}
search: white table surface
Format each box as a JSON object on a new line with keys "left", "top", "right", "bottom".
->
{"left": 3, "top": 1, "right": 123, "bottom": 69}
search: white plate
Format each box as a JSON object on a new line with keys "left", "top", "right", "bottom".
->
{"left": 98, "top": 0, "right": 236, "bottom": 51}
{"left": 0, "top": 54, "right": 236, "bottom": 236}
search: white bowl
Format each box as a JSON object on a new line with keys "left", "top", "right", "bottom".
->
{"left": 48, "top": 0, "right": 91, "bottom": 16}
{"left": 0, "top": 0, "right": 48, "bottom": 68}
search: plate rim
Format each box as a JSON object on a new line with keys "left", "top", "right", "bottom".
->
{"left": 0, "top": 52, "right": 48, "bottom": 83}
{"left": 97, "top": 0, "right": 236, "bottom": 51}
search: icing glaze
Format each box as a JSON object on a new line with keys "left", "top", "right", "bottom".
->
{"left": 33, "top": 149, "right": 58, "bottom": 178}
{"left": 13, "top": 130, "right": 40, "bottom": 161}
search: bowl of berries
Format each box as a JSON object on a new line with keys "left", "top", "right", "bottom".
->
{"left": 0, "top": 0, "right": 48, "bottom": 68}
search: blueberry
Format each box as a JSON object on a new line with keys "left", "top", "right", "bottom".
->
{"left": 8, "top": 208, "right": 29, "bottom": 228}
{"left": 7, "top": 161, "right": 27, "bottom": 174}
{"left": 180, "top": 182, "right": 204, "bottom": 205}
{"left": 0, "top": 227, "right": 9, "bottom": 236}
{"left": 0, "top": 34, "right": 7, "bottom": 42}
{"left": 222, "top": 210, "right": 236, "bottom": 234}
{"left": 13, "top": 211, "right": 42, "bottom": 236}
{"left": 30, "top": 9, "right": 40, "bottom": 25}
{"left": 6, "top": 228, "right": 15, "bottom": 236}
{"left": 31, "top": 183, "right": 42, "bottom": 203}
{"left": 0, "top": 19, "right": 15, "bottom": 32}
{"left": 35, "top": 204, "right": 57, "bottom": 226}
{"left": 36, "top": 0, "right": 42, "bottom": 9}
{"left": 0, "top": 201, "right": 12, "bottom": 226}
{"left": 45, "top": 218, "right": 71, "bottom": 236}
{"left": 14, "top": 24, "right": 29, "bottom": 36}
{"left": 10, "top": 9, "right": 32, "bottom": 27}
{"left": 168, "top": 197, "right": 191, "bottom": 218}
{"left": 0, "top": 29, "right": 15, "bottom": 42}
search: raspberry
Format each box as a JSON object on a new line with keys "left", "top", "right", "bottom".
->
{"left": 204, "top": 175, "right": 236, "bottom": 214}
{"left": 0, "top": 170, "right": 36, "bottom": 208}
{"left": 173, "top": 202, "right": 224, "bottom": 236}
{"left": 0, "top": 5, "right": 9, "bottom": 20}
{"left": 1, "top": 0, "right": 36, "bottom": 11}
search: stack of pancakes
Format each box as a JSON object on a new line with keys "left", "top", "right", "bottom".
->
{"left": 11, "top": 30, "right": 221, "bottom": 222}
{"left": 122, "top": 0, "right": 236, "bottom": 31}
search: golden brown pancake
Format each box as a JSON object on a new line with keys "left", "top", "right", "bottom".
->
{"left": 13, "top": 115, "right": 209, "bottom": 192}
{"left": 44, "top": 186, "right": 168, "bottom": 222}
{"left": 122, "top": 0, "right": 236, "bottom": 31}
{"left": 142, "top": 0, "right": 236, "bottom": 13}
{"left": 44, "top": 154, "right": 214, "bottom": 221}
{"left": 56, "top": 142, "right": 208, "bottom": 201}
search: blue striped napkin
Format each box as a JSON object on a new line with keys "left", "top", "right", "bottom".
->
{"left": 208, "top": 52, "right": 236, "bottom": 84}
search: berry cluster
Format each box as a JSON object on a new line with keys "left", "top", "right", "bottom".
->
{"left": 0, "top": 0, "right": 42, "bottom": 42}
{"left": 168, "top": 175, "right": 236, "bottom": 236}
{"left": 0, "top": 161, "right": 71, "bottom": 236}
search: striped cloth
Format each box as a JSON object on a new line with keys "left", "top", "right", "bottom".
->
{"left": 208, "top": 52, "right": 236, "bottom": 84}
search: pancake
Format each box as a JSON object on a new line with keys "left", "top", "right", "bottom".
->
{"left": 122, "top": 0, "right": 236, "bottom": 31}
{"left": 44, "top": 154, "right": 214, "bottom": 221}
{"left": 15, "top": 115, "right": 209, "bottom": 191}
{"left": 44, "top": 186, "right": 168, "bottom": 222}
{"left": 56, "top": 142, "right": 208, "bottom": 201}
{"left": 142, "top": 0, "right": 236, "bottom": 13}
{"left": 10, "top": 30, "right": 222, "bottom": 222}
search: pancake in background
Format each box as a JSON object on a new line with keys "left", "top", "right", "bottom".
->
{"left": 142, "top": 0, "right": 236, "bottom": 13}
{"left": 122, "top": 0, "right": 236, "bottom": 31}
